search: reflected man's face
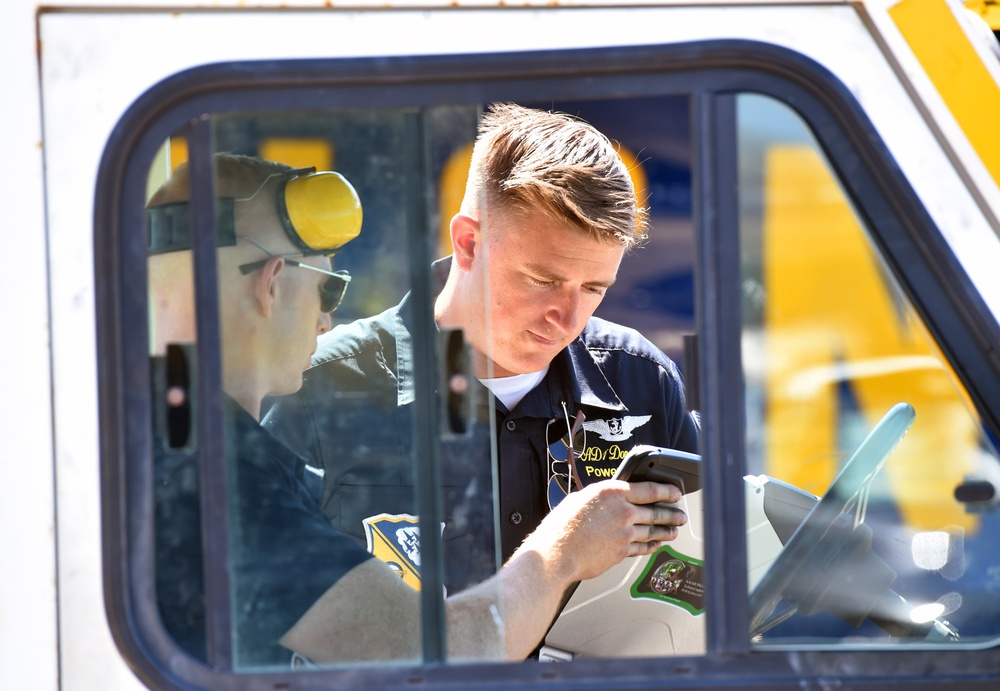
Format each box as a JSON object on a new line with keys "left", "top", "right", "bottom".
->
{"left": 269, "top": 254, "right": 334, "bottom": 396}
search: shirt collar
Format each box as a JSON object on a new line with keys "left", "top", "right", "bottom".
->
{"left": 393, "top": 293, "right": 415, "bottom": 407}
{"left": 394, "top": 256, "right": 451, "bottom": 407}
{"left": 510, "top": 336, "right": 627, "bottom": 419}
{"left": 564, "top": 336, "right": 627, "bottom": 413}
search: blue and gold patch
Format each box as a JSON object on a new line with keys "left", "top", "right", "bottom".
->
{"left": 362, "top": 513, "right": 443, "bottom": 591}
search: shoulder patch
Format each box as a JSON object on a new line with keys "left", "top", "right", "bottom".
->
{"left": 362, "top": 513, "right": 444, "bottom": 592}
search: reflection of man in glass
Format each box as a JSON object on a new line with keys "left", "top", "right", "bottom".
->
{"left": 265, "top": 103, "right": 700, "bottom": 586}
{"left": 149, "top": 153, "right": 688, "bottom": 667}
{"left": 650, "top": 560, "right": 686, "bottom": 596}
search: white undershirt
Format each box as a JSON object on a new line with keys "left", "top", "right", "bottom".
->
{"left": 479, "top": 365, "right": 549, "bottom": 412}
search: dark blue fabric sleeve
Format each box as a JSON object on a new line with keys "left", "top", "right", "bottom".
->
{"left": 229, "top": 417, "right": 373, "bottom": 668}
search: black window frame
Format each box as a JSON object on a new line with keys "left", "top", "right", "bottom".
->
{"left": 95, "top": 38, "right": 1000, "bottom": 690}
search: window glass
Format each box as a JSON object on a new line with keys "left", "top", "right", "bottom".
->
{"left": 146, "top": 107, "right": 502, "bottom": 671}
{"left": 144, "top": 84, "right": 1000, "bottom": 675}
{"left": 144, "top": 96, "right": 707, "bottom": 674}
{"left": 739, "top": 93, "right": 1000, "bottom": 647}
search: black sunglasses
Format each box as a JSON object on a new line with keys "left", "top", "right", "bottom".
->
{"left": 236, "top": 236, "right": 351, "bottom": 313}
{"left": 546, "top": 408, "right": 587, "bottom": 510}
{"left": 238, "top": 258, "right": 350, "bottom": 314}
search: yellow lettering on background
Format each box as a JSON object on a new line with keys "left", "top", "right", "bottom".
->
{"left": 608, "top": 445, "right": 628, "bottom": 462}
{"left": 584, "top": 466, "right": 616, "bottom": 479}
{"left": 580, "top": 447, "right": 607, "bottom": 463}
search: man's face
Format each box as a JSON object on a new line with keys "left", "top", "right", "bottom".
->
{"left": 470, "top": 208, "right": 624, "bottom": 378}
{"left": 268, "top": 254, "right": 334, "bottom": 396}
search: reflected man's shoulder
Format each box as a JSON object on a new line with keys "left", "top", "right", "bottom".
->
{"left": 306, "top": 302, "right": 404, "bottom": 390}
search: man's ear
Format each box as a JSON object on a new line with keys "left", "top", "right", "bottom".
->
{"left": 253, "top": 256, "right": 285, "bottom": 318}
{"left": 450, "top": 213, "right": 480, "bottom": 271}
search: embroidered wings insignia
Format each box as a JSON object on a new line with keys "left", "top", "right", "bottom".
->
{"left": 582, "top": 414, "right": 653, "bottom": 442}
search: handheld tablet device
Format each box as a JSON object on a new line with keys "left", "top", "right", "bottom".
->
{"left": 613, "top": 445, "right": 702, "bottom": 494}
{"left": 540, "top": 446, "right": 707, "bottom": 661}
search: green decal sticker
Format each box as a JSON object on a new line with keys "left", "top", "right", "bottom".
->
{"left": 631, "top": 545, "right": 706, "bottom": 615}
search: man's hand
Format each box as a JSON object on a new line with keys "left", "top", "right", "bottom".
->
{"left": 519, "top": 479, "right": 687, "bottom": 586}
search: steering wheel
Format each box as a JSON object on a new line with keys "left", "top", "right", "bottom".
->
{"left": 747, "top": 402, "right": 916, "bottom": 638}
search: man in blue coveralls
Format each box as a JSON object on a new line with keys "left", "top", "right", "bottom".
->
{"left": 264, "top": 103, "right": 701, "bottom": 593}
{"left": 149, "top": 153, "right": 688, "bottom": 667}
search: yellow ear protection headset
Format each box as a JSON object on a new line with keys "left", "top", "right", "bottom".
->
{"left": 147, "top": 167, "right": 363, "bottom": 255}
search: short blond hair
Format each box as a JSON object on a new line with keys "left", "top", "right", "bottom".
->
{"left": 465, "top": 103, "right": 648, "bottom": 250}
{"left": 147, "top": 153, "right": 293, "bottom": 208}
{"left": 146, "top": 153, "right": 298, "bottom": 255}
